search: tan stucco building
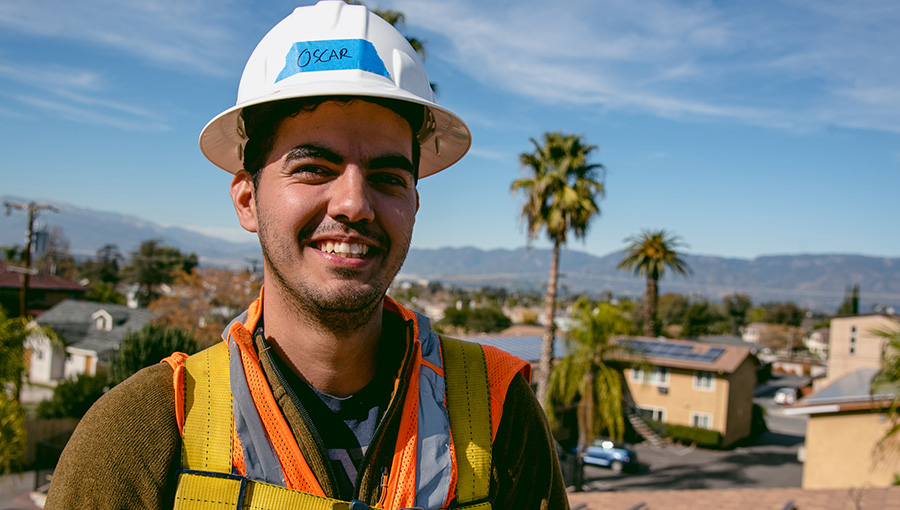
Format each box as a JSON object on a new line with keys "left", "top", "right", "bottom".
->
{"left": 785, "top": 368, "right": 900, "bottom": 489}
{"left": 615, "top": 337, "right": 758, "bottom": 448}
{"left": 824, "top": 314, "right": 899, "bottom": 387}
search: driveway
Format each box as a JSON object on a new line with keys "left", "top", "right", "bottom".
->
{"left": 576, "top": 377, "right": 809, "bottom": 493}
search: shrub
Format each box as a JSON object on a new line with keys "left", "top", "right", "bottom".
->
{"left": 0, "top": 394, "right": 26, "bottom": 475}
{"left": 665, "top": 423, "right": 722, "bottom": 448}
{"left": 110, "top": 324, "right": 200, "bottom": 385}
{"left": 36, "top": 371, "right": 109, "bottom": 419}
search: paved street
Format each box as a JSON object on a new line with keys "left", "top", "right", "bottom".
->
{"left": 578, "top": 374, "right": 810, "bottom": 493}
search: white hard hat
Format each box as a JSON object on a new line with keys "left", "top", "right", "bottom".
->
{"left": 199, "top": 0, "right": 471, "bottom": 179}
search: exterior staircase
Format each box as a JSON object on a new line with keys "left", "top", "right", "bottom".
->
{"left": 622, "top": 393, "right": 667, "bottom": 448}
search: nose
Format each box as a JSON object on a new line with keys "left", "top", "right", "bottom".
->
{"left": 327, "top": 166, "right": 375, "bottom": 223}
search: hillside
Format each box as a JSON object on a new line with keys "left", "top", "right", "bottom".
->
{"left": 2, "top": 195, "right": 898, "bottom": 312}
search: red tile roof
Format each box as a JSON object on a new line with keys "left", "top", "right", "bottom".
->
{"left": 0, "top": 261, "right": 87, "bottom": 291}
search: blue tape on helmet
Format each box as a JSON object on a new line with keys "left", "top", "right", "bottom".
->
{"left": 276, "top": 39, "right": 390, "bottom": 83}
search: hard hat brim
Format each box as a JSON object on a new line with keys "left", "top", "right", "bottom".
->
{"left": 199, "top": 76, "right": 471, "bottom": 179}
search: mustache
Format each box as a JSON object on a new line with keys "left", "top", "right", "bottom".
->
{"left": 298, "top": 219, "right": 390, "bottom": 250}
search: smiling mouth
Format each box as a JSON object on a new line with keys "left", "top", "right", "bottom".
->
{"left": 315, "top": 241, "right": 371, "bottom": 258}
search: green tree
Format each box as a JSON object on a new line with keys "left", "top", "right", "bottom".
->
{"left": 681, "top": 299, "right": 721, "bottom": 338}
{"left": 345, "top": 1, "right": 434, "bottom": 93}
{"left": 658, "top": 293, "right": 690, "bottom": 336}
{"left": 618, "top": 229, "right": 692, "bottom": 337}
{"left": 0, "top": 307, "right": 57, "bottom": 474}
{"left": 79, "top": 244, "right": 124, "bottom": 285}
{"left": 837, "top": 284, "right": 860, "bottom": 316}
{"left": 0, "top": 308, "right": 59, "bottom": 401}
{"left": 0, "top": 394, "right": 25, "bottom": 475}
{"left": 871, "top": 326, "right": 900, "bottom": 449}
{"left": 109, "top": 324, "right": 200, "bottom": 385}
{"left": 512, "top": 132, "right": 605, "bottom": 406}
{"left": 437, "top": 303, "right": 511, "bottom": 334}
{"left": 35, "top": 371, "right": 109, "bottom": 419}
{"left": 1, "top": 245, "right": 25, "bottom": 263}
{"left": 123, "top": 240, "right": 198, "bottom": 307}
{"left": 723, "top": 293, "right": 753, "bottom": 335}
{"left": 547, "top": 298, "right": 633, "bottom": 450}
{"left": 83, "top": 281, "right": 127, "bottom": 305}
{"left": 760, "top": 301, "right": 805, "bottom": 326}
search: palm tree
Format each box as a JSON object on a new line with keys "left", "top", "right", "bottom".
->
{"left": 356, "top": 2, "right": 436, "bottom": 94}
{"left": 618, "top": 229, "right": 692, "bottom": 337}
{"left": 512, "top": 132, "right": 605, "bottom": 407}
{"left": 547, "top": 298, "right": 634, "bottom": 453}
{"left": 871, "top": 326, "right": 900, "bottom": 449}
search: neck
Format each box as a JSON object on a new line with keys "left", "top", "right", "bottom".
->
{"left": 260, "top": 287, "right": 384, "bottom": 398}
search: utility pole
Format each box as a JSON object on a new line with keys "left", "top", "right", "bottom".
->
{"left": 4, "top": 201, "right": 58, "bottom": 317}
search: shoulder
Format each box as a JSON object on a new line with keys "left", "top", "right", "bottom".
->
{"left": 45, "top": 363, "right": 181, "bottom": 509}
{"left": 492, "top": 373, "right": 570, "bottom": 509}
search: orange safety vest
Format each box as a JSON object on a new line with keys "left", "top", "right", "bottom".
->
{"left": 164, "top": 295, "right": 529, "bottom": 510}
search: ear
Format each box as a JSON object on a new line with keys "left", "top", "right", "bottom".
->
{"left": 231, "top": 171, "right": 258, "bottom": 233}
{"left": 415, "top": 189, "right": 420, "bottom": 214}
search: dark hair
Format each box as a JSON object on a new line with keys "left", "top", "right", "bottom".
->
{"left": 240, "top": 96, "right": 424, "bottom": 186}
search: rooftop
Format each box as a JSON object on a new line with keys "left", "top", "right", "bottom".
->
{"left": 0, "top": 260, "right": 87, "bottom": 291}
{"left": 785, "top": 367, "right": 897, "bottom": 415}
{"left": 612, "top": 336, "right": 753, "bottom": 374}
{"left": 567, "top": 486, "right": 900, "bottom": 510}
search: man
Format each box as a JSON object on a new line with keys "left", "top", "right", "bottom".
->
{"left": 45, "top": 2, "right": 568, "bottom": 509}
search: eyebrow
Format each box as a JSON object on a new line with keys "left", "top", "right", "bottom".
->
{"left": 284, "top": 144, "right": 343, "bottom": 165}
{"left": 284, "top": 144, "right": 414, "bottom": 176}
{"left": 369, "top": 154, "right": 415, "bottom": 176}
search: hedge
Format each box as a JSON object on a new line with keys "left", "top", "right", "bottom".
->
{"left": 664, "top": 423, "right": 723, "bottom": 448}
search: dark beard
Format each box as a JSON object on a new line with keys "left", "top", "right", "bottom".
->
{"left": 258, "top": 218, "right": 408, "bottom": 334}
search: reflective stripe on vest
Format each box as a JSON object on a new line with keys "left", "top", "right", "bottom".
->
{"left": 166, "top": 296, "right": 529, "bottom": 510}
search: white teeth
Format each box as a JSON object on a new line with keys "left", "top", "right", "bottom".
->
{"left": 317, "top": 241, "right": 369, "bottom": 258}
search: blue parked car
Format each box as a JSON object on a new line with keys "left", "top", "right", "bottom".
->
{"left": 581, "top": 439, "right": 638, "bottom": 473}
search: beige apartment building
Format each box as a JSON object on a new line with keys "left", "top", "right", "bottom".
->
{"left": 824, "top": 314, "right": 899, "bottom": 387}
{"left": 785, "top": 368, "right": 899, "bottom": 489}
{"left": 614, "top": 337, "right": 758, "bottom": 448}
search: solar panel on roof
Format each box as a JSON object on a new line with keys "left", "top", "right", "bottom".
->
{"left": 622, "top": 340, "right": 725, "bottom": 363}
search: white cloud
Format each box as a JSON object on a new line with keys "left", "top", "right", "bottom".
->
{"left": 389, "top": 0, "right": 900, "bottom": 133}
{"left": 0, "top": 0, "right": 250, "bottom": 75}
{"left": 14, "top": 94, "right": 169, "bottom": 131}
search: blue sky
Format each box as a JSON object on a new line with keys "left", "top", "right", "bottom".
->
{"left": 2, "top": 0, "right": 899, "bottom": 260}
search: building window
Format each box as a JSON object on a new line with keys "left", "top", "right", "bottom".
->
{"left": 850, "top": 334, "right": 857, "bottom": 356}
{"left": 649, "top": 367, "right": 669, "bottom": 386}
{"left": 639, "top": 406, "right": 666, "bottom": 422}
{"left": 693, "top": 371, "right": 715, "bottom": 391}
{"left": 690, "top": 412, "right": 712, "bottom": 430}
{"left": 630, "top": 366, "right": 645, "bottom": 382}
{"left": 632, "top": 366, "right": 669, "bottom": 386}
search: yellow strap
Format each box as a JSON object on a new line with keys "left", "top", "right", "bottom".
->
{"left": 182, "top": 342, "right": 232, "bottom": 472}
{"left": 174, "top": 472, "right": 387, "bottom": 510}
{"left": 442, "top": 337, "right": 492, "bottom": 506}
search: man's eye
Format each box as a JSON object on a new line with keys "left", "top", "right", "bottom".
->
{"left": 291, "top": 165, "right": 331, "bottom": 177}
{"left": 371, "top": 172, "right": 409, "bottom": 187}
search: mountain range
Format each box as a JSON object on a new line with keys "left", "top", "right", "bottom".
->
{"left": 3, "top": 195, "right": 898, "bottom": 312}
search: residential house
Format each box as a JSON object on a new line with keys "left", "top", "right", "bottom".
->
{"left": 804, "top": 327, "right": 829, "bottom": 358}
{"left": 784, "top": 368, "right": 899, "bottom": 489}
{"left": 823, "top": 314, "right": 899, "bottom": 388}
{"left": 613, "top": 337, "right": 758, "bottom": 448}
{"left": 27, "top": 300, "right": 155, "bottom": 384}
{"left": 0, "top": 260, "right": 87, "bottom": 317}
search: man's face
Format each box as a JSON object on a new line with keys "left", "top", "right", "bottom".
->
{"left": 232, "top": 100, "right": 418, "bottom": 324}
